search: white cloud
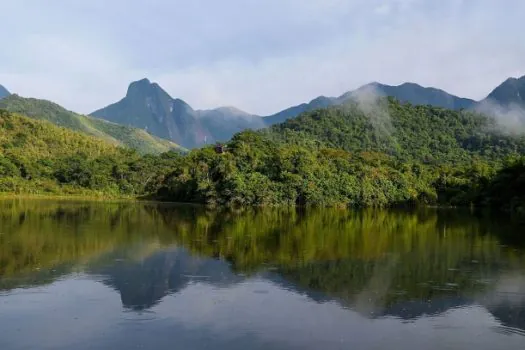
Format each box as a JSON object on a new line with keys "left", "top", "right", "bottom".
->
{"left": 0, "top": 0, "right": 524, "bottom": 115}
{"left": 374, "top": 4, "right": 392, "bottom": 15}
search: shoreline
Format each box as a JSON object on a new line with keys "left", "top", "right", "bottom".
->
{"left": 0, "top": 193, "right": 519, "bottom": 216}
{"left": 0, "top": 193, "right": 134, "bottom": 202}
{"left": 0, "top": 193, "right": 207, "bottom": 207}
{"left": 0, "top": 193, "right": 483, "bottom": 210}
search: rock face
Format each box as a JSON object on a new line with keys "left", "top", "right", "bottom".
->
{"left": 0, "top": 84, "right": 10, "bottom": 99}
{"left": 91, "top": 79, "right": 210, "bottom": 148}
{"left": 92, "top": 79, "right": 264, "bottom": 148}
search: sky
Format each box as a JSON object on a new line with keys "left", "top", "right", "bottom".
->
{"left": 1, "top": 0, "right": 524, "bottom": 115}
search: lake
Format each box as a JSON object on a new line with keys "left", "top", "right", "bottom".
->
{"left": 0, "top": 199, "right": 524, "bottom": 349}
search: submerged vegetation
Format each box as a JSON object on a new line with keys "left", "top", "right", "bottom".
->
{"left": 1, "top": 97, "right": 525, "bottom": 212}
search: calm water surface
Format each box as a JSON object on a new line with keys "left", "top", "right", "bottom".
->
{"left": 1, "top": 200, "right": 525, "bottom": 349}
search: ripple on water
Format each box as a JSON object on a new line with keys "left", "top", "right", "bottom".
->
{"left": 491, "top": 325, "right": 525, "bottom": 337}
{"left": 120, "top": 309, "right": 158, "bottom": 323}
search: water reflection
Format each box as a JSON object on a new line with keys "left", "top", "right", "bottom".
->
{"left": 0, "top": 199, "right": 525, "bottom": 349}
{"left": 92, "top": 248, "right": 245, "bottom": 310}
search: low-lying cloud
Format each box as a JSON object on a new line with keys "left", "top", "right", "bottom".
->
{"left": 475, "top": 100, "right": 525, "bottom": 135}
{"left": 348, "top": 85, "right": 398, "bottom": 149}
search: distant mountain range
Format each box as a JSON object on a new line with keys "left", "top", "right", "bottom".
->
{"left": 0, "top": 94, "right": 183, "bottom": 154}
{"left": 2, "top": 74, "right": 525, "bottom": 149}
{"left": 263, "top": 96, "right": 335, "bottom": 126}
{"left": 91, "top": 78, "right": 263, "bottom": 148}
{"left": 90, "top": 75, "right": 525, "bottom": 148}
{"left": 264, "top": 82, "right": 479, "bottom": 125}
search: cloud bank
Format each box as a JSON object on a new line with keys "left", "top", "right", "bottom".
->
{"left": 0, "top": 0, "right": 524, "bottom": 115}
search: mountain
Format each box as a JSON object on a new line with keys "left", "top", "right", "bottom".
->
{"left": 159, "top": 94, "right": 525, "bottom": 206}
{"left": 270, "top": 97, "right": 525, "bottom": 163}
{"left": 0, "top": 94, "right": 182, "bottom": 154}
{"left": 263, "top": 96, "right": 335, "bottom": 126}
{"left": 0, "top": 84, "right": 10, "bottom": 99}
{"left": 196, "top": 106, "right": 264, "bottom": 142}
{"left": 482, "top": 76, "right": 525, "bottom": 107}
{"left": 0, "top": 110, "right": 124, "bottom": 158}
{"left": 471, "top": 76, "right": 525, "bottom": 131}
{"left": 91, "top": 79, "right": 211, "bottom": 148}
{"left": 349, "top": 82, "right": 476, "bottom": 110}
{"left": 90, "top": 77, "right": 521, "bottom": 147}
{"left": 0, "top": 109, "right": 125, "bottom": 187}
{"left": 263, "top": 82, "right": 476, "bottom": 126}
{"left": 92, "top": 79, "right": 264, "bottom": 148}
{"left": 86, "top": 74, "right": 525, "bottom": 147}
{"left": 0, "top": 108, "right": 189, "bottom": 197}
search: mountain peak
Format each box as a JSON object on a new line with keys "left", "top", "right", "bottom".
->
{"left": 136, "top": 77, "right": 151, "bottom": 84}
{"left": 92, "top": 80, "right": 210, "bottom": 148}
{"left": 212, "top": 106, "right": 252, "bottom": 116}
{"left": 346, "top": 81, "right": 475, "bottom": 110}
{"left": 126, "top": 78, "right": 150, "bottom": 96}
{"left": 0, "top": 84, "right": 10, "bottom": 99}
{"left": 364, "top": 81, "right": 384, "bottom": 88}
{"left": 399, "top": 82, "right": 424, "bottom": 88}
{"left": 485, "top": 74, "right": 525, "bottom": 106}
{"left": 501, "top": 76, "right": 525, "bottom": 85}
{"left": 125, "top": 78, "right": 170, "bottom": 99}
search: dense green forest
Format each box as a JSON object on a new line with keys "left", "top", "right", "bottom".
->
{"left": 1, "top": 97, "right": 524, "bottom": 212}
{"left": 0, "top": 110, "right": 180, "bottom": 197}
{"left": 270, "top": 97, "right": 525, "bottom": 162}
{"left": 158, "top": 98, "right": 525, "bottom": 211}
{"left": 0, "top": 94, "right": 183, "bottom": 154}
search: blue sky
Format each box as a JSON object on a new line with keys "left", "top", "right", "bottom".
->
{"left": 1, "top": 0, "right": 524, "bottom": 115}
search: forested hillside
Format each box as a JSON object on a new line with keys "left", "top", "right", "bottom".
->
{"left": 2, "top": 97, "right": 524, "bottom": 212}
{"left": 158, "top": 98, "right": 525, "bottom": 210}
{"left": 476, "top": 159, "right": 525, "bottom": 213}
{"left": 270, "top": 97, "right": 525, "bottom": 162}
{"left": 0, "top": 95, "right": 182, "bottom": 154}
{"left": 263, "top": 83, "right": 475, "bottom": 126}
{"left": 0, "top": 110, "right": 179, "bottom": 197}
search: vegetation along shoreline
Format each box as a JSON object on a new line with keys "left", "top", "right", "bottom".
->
{"left": 1, "top": 95, "right": 524, "bottom": 214}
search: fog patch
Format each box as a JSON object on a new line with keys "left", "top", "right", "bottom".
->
{"left": 475, "top": 100, "right": 525, "bottom": 135}
{"left": 348, "top": 85, "right": 398, "bottom": 151}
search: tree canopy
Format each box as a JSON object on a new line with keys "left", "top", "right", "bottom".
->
{"left": 1, "top": 97, "right": 524, "bottom": 213}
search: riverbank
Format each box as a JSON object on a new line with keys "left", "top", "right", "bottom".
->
{"left": 0, "top": 192, "right": 133, "bottom": 202}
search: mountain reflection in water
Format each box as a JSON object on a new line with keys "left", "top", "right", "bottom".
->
{"left": 0, "top": 199, "right": 524, "bottom": 349}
